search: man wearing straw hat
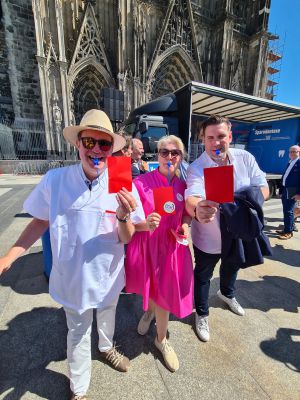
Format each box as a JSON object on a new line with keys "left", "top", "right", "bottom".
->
{"left": 0, "top": 109, "right": 145, "bottom": 400}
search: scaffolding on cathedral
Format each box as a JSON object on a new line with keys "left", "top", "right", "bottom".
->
{"left": 265, "top": 32, "right": 285, "bottom": 101}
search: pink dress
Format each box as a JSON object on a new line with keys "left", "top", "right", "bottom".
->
{"left": 125, "top": 169, "right": 194, "bottom": 318}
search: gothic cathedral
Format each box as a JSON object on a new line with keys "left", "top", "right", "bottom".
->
{"left": 0, "top": 0, "right": 272, "bottom": 156}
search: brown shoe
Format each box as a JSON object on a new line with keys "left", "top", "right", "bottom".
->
{"left": 99, "top": 346, "right": 130, "bottom": 372}
{"left": 70, "top": 393, "right": 87, "bottom": 400}
{"left": 278, "top": 232, "right": 293, "bottom": 240}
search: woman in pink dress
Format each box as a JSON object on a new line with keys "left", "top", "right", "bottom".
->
{"left": 125, "top": 135, "right": 194, "bottom": 372}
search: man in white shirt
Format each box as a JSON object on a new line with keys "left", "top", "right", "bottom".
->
{"left": 185, "top": 115, "right": 269, "bottom": 343}
{"left": 0, "top": 109, "right": 145, "bottom": 400}
{"left": 276, "top": 145, "right": 300, "bottom": 239}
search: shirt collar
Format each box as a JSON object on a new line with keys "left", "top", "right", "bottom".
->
{"left": 203, "top": 149, "right": 233, "bottom": 166}
{"left": 79, "top": 163, "right": 106, "bottom": 189}
{"left": 289, "top": 157, "right": 299, "bottom": 166}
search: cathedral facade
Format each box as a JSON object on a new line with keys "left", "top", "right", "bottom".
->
{"left": 0, "top": 0, "right": 272, "bottom": 158}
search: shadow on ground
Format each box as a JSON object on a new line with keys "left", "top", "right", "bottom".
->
{"left": 0, "top": 292, "right": 162, "bottom": 398}
{"left": 0, "top": 252, "right": 49, "bottom": 295}
{"left": 208, "top": 275, "right": 300, "bottom": 314}
{"left": 0, "top": 307, "right": 69, "bottom": 399}
{"left": 260, "top": 328, "right": 300, "bottom": 373}
{"left": 265, "top": 244, "right": 300, "bottom": 268}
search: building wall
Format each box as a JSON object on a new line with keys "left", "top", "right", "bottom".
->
{"left": 0, "top": 10, "right": 14, "bottom": 122}
{"left": 1, "top": 0, "right": 43, "bottom": 125}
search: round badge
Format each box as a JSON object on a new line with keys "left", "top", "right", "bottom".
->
{"left": 176, "top": 193, "right": 183, "bottom": 201}
{"left": 163, "top": 201, "right": 175, "bottom": 214}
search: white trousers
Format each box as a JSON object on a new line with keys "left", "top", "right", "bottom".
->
{"left": 64, "top": 297, "right": 118, "bottom": 396}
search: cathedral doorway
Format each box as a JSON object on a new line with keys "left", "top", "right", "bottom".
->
{"left": 72, "top": 65, "right": 107, "bottom": 124}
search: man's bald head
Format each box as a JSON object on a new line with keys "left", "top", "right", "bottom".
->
{"left": 132, "top": 138, "right": 144, "bottom": 161}
{"left": 289, "top": 145, "right": 300, "bottom": 160}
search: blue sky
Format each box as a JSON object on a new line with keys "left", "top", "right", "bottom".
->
{"left": 268, "top": 1, "right": 300, "bottom": 106}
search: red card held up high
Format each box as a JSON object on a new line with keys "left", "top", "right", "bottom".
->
{"left": 153, "top": 186, "right": 176, "bottom": 216}
{"left": 204, "top": 165, "right": 234, "bottom": 203}
{"left": 107, "top": 156, "right": 132, "bottom": 193}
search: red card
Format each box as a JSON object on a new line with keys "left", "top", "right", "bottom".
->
{"left": 107, "top": 156, "right": 132, "bottom": 193}
{"left": 204, "top": 165, "right": 234, "bottom": 203}
{"left": 153, "top": 186, "right": 176, "bottom": 215}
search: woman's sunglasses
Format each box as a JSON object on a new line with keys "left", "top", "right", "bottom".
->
{"left": 158, "top": 149, "right": 182, "bottom": 158}
{"left": 80, "top": 137, "right": 113, "bottom": 151}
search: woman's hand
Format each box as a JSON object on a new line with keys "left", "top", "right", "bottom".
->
{"left": 146, "top": 212, "right": 161, "bottom": 231}
{"left": 116, "top": 187, "right": 137, "bottom": 220}
{"left": 177, "top": 223, "right": 189, "bottom": 239}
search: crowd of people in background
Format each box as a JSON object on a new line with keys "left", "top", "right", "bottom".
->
{"left": 0, "top": 110, "right": 299, "bottom": 400}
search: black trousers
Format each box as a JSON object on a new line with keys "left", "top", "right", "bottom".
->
{"left": 193, "top": 246, "right": 240, "bottom": 316}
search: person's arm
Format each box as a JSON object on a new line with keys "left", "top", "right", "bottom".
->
{"left": 0, "top": 218, "right": 49, "bottom": 275}
{"left": 134, "top": 212, "right": 161, "bottom": 232}
{"left": 116, "top": 188, "right": 139, "bottom": 243}
{"left": 246, "top": 152, "right": 270, "bottom": 201}
{"left": 134, "top": 220, "right": 149, "bottom": 231}
{"left": 260, "top": 185, "right": 270, "bottom": 200}
{"left": 185, "top": 195, "right": 201, "bottom": 217}
{"left": 176, "top": 215, "right": 192, "bottom": 238}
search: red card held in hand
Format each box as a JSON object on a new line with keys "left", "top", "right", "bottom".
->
{"left": 107, "top": 156, "right": 132, "bottom": 193}
{"left": 204, "top": 165, "right": 234, "bottom": 203}
{"left": 153, "top": 186, "right": 176, "bottom": 216}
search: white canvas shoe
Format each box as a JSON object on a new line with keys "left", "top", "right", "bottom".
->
{"left": 195, "top": 314, "right": 210, "bottom": 342}
{"left": 217, "top": 290, "right": 245, "bottom": 316}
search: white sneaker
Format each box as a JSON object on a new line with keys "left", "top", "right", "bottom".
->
{"left": 195, "top": 314, "right": 210, "bottom": 342}
{"left": 137, "top": 311, "right": 155, "bottom": 335}
{"left": 217, "top": 290, "right": 245, "bottom": 316}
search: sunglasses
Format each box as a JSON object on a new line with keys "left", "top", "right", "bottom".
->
{"left": 158, "top": 149, "right": 182, "bottom": 158}
{"left": 80, "top": 137, "right": 113, "bottom": 151}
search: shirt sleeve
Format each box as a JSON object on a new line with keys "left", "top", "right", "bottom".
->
{"left": 130, "top": 182, "right": 145, "bottom": 223}
{"left": 184, "top": 162, "right": 206, "bottom": 199}
{"left": 246, "top": 153, "right": 268, "bottom": 187}
{"left": 23, "top": 172, "right": 51, "bottom": 220}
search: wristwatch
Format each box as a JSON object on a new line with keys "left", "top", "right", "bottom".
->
{"left": 116, "top": 214, "right": 130, "bottom": 223}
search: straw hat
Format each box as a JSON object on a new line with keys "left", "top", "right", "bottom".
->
{"left": 63, "top": 109, "right": 126, "bottom": 153}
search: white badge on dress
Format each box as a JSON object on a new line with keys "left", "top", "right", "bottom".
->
{"left": 176, "top": 193, "right": 183, "bottom": 201}
{"left": 164, "top": 201, "right": 176, "bottom": 214}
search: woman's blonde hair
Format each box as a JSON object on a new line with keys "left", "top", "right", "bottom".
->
{"left": 157, "top": 135, "right": 185, "bottom": 157}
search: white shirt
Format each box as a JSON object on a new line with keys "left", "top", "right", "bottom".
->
{"left": 282, "top": 157, "right": 299, "bottom": 186}
{"left": 185, "top": 148, "right": 267, "bottom": 254}
{"left": 24, "top": 163, "right": 145, "bottom": 313}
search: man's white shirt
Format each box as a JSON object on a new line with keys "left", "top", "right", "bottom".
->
{"left": 24, "top": 163, "right": 145, "bottom": 313}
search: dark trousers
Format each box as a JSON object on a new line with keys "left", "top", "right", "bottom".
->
{"left": 282, "top": 189, "right": 295, "bottom": 233}
{"left": 193, "top": 246, "right": 240, "bottom": 317}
